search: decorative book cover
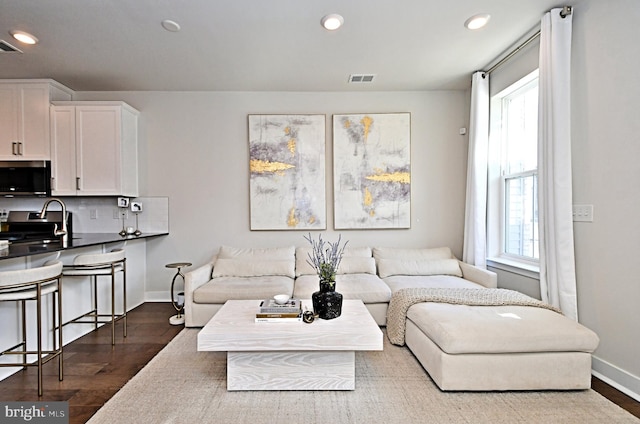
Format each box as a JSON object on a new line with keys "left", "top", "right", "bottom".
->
{"left": 255, "top": 316, "right": 302, "bottom": 323}
{"left": 259, "top": 298, "right": 301, "bottom": 314}
{"left": 255, "top": 312, "right": 302, "bottom": 318}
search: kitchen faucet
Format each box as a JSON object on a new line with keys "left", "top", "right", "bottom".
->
{"left": 39, "top": 198, "right": 68, "bottom": 243}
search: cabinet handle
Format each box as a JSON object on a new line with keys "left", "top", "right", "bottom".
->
{"left": 17, "top": 142, "right": 23, "bottom": 155}
{"left": 76, "top": 177, "right": 81, "bottom": 191}
{"left": 12, "top": 142, "right": 18, "bottom": 155}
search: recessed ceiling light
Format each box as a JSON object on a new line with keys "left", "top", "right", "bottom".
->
{"left": 10, "top": 30, "right": 38, "bottom": 45}
{"left": 464, "top": 14, "right": 491, "bottom": 30}
{"left": 161, "top": 19, "right": 181, "bottom": 32}
{"left": 321, "top": 14, "right": 344, "bottom": 31}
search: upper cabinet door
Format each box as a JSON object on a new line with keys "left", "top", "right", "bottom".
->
{"left": 51, "top": 101, "right": 139, "bottom": 197}
{"left": 76, "top": 105, "right": 123, "bottom": 195}
{"left": 50, "top": 105, "right": 78, "bottom": 195}
{"left": 0, "top": 85, "right": 23, "bottom": 158}
{"left": 0, "top": 82, "right": 72, "bottom": 160}
{"left": 20, "top": 85, "right": 53, "bottom": 159}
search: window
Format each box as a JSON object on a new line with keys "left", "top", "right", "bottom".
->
{"left": 488, "top": 70, "right": 539, "bottom": 269}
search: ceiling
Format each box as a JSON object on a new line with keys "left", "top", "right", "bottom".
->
{"left": 0, "top": 0, "right": 580, "bottom": 92}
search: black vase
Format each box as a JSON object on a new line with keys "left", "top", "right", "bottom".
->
{"left": 312, "top": 279, "right": 343, "bottom": 320}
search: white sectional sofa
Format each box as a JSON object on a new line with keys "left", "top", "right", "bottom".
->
{"left": 184, "top": 245, "right": 600, "bottom": 391}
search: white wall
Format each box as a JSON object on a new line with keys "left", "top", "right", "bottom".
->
{"left": 75, "top": 90, "right": 471, "bottom": 299}
{"left": 570, "top": 0, "right": 640, "bottom": 398}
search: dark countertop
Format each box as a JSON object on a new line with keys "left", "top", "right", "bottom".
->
{"left": 0, "top": 232, "right": 168, "bottom": 260}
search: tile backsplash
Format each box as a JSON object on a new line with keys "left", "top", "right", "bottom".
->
{"left": 0, "top": 196, "right": 169, "bottom": 235}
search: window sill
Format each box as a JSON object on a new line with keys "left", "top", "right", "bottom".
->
{"left": 486, "top": 257, "right": 540, "bottom": 279}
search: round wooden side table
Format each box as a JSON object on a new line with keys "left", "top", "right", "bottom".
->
{"left": 166, "top": 262, "right": 192, "bottom": 325}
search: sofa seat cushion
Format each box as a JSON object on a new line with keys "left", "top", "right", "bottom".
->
{"left": 193, "top": 276, "right": 294, "bottom": 304}
{"left": 407, "top": 303, "right": 600, "bottom": 355}
{"left": 383, "top": 275, "right": 483, "bottom": 293}
{"left": 293, "top": 274, "right": 391, "bottom": 304}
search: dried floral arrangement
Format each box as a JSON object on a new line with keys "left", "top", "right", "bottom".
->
{"left": 304, "top": 233, "right": 348, "bottom": 288}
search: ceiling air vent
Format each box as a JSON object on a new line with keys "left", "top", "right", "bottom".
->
{"left": 0, "top": 40, "right": 22, "bottom": 53}
{"left": 349, "top": 74, "right": 376, "bottom": 83}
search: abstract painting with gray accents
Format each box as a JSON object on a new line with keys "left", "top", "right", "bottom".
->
{"left": 248, "top": 114, "right": 326, "bottom": 230}
{"left": 333, "top": 113, "right": 411, "bottom": 229}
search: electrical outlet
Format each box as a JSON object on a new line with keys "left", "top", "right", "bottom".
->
{"left": 114, "top": 208, "right": 128, "bottom": 219}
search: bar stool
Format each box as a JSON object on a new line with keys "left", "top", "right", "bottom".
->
{"left": 0, "top": 261, "right": 64, "bottom": 396}
{"left": 62, "top": 249, "right": 126, "bottom": 345}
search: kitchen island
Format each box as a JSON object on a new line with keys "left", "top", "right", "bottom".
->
{"left": 0, "top": 232, "right": 168, "bottom": 260}
{"left": 0, "top": 231, "right": 169, "bottom": 386}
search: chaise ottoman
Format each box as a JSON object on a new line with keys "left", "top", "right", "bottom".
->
{"left": 403, "top": 302, "right": 600, "bottom": 391}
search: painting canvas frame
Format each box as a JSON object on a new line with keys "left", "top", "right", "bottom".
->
{"left": 249, "top": 114, "right": 326, "bottom": 230}
{"left": 333, "top": 113, "right": 411, "bottom": 229}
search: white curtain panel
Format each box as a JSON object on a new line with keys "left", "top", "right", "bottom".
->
{"left": 538, "top": 8, "right": 577, "bottom": 320}
{"left": 462, "top": 71, "right": 489, "bottom": 268}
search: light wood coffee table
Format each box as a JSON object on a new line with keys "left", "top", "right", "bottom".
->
{"left": 197, "top": 299, "right": 383, "bottom": 391}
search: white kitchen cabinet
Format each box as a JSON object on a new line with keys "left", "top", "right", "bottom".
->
{"left": 50, "top": 101, "right": 139, "bottom": 197}
{"left": 0, "top": 80, "right": 72, "bottom": 160}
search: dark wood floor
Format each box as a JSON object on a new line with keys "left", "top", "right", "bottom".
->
{"left": 0, "top": 302, "right": 182, "bottom": 424}
{"left": 0, "top": 303, "right": 637, "bottom": 423}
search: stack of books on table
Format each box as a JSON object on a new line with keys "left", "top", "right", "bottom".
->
{"left": 255, "top": 298, "right": 302, "bottom": 322}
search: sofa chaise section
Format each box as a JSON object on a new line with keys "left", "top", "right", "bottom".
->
{"left": 374, "top": 246, "right": 599, "bottom": 391}
{"left": 405, "top": 302, "right": 600, "bottom": 391}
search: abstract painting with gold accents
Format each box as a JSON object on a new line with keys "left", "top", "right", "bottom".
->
{"left": 248, "top": 114, "right": 326, "bottom": 230}
{"left": 333, "top": 113, "right": 411, "bottom": 229}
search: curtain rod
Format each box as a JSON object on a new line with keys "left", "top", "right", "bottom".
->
{"left": 483, "top": 6, "right": 572, "bottom": 77}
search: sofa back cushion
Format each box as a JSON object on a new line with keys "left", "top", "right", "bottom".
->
{"left": 218, "top": 245, "right": 295, "bottom": 260}
{"left": 372, "top": 246, "right": 454, "bottom": 261}
{"left": 212, "top": 258, "right": 295, "bottom": 278}
{"left": 376, "top": 258, "right": 463, "bottom": 279}
{"left": 295, "top": 246, "right": 376, "bottom": 276}
{"left": 212, "top": 246, "right": 296, "bottom": 278}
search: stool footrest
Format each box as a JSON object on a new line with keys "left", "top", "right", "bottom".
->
{"left": 63, "top": 311, "right": 126, "bottom": 327}
{"left": 0, "top": 350, "right": 63, "bottom": 367}
{"left": 0, "top": 341, "right": 27, "bottom": 355}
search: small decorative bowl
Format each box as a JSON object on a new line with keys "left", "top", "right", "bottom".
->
{"left": 273, "top": 294, "right": 290, "bottom": 305}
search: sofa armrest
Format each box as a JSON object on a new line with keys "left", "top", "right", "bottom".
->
{"left": 458, "top": 261, "right": 497, "bottom": 288}
{"left": 184, "top": 261, "right": 214, "bottom": 326}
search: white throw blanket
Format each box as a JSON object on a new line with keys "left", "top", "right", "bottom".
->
{"left": 386, "top": 287, "right": 562, "bottom": 346}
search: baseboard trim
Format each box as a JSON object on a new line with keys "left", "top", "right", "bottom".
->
{"left": 145, "top": 291, "right": 171, "bottom": 302}
{"left": 592, "top": 355, "right": 640, "bottom": 402}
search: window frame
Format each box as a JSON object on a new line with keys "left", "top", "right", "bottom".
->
{"left": 487, "top": 69, "right": 540, "bottom": 275}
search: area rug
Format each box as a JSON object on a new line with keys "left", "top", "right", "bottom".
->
{"left": 87, "top": 329, "right": 639, "bottom": 424}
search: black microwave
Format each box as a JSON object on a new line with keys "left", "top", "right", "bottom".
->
{"left": 0, "top": 161, "right": 52, "bottom": 197}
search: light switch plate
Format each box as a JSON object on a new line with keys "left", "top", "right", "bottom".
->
{"left": 572, "top": 204, "right": 593, "bottom": 222}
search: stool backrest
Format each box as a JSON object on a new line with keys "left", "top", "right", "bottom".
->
{"left": 0, "top": 261, "right": 63, "bottom": 287}
{"left": 73, "top": 249, "right": 125, "bottom": 266}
